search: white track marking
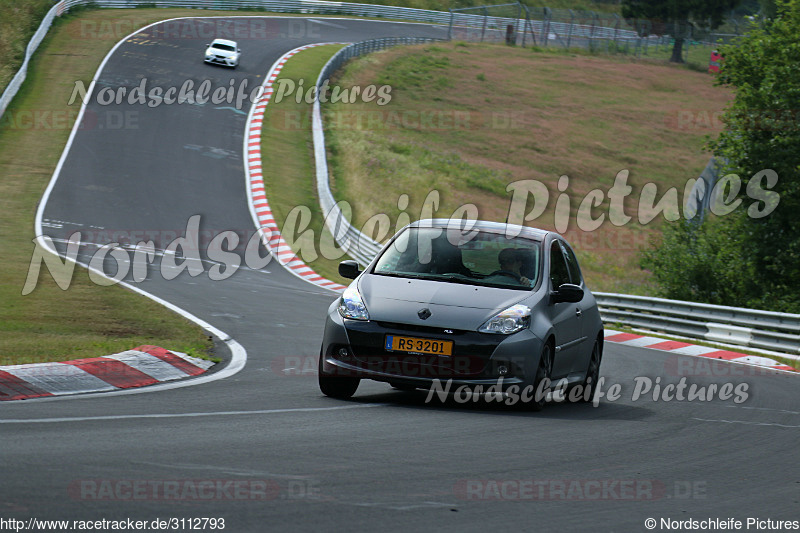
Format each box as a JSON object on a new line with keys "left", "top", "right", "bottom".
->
{"left": 0, "top": 404, "right": 386, "bottom": 424}
{"left": 307, "top": 19, "right": 348, "bottom": 28}
{"left": 691, "top": 417, "right": 800, "bottom": 429}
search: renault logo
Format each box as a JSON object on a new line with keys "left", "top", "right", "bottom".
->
{"left": 417, "top": 308, "right": 432, "bottom": 320}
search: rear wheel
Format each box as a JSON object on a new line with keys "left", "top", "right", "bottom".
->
{"left": 318, "top": 351, "right": 360, "bottom": 399}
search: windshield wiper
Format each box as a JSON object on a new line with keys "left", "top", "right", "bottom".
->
{"left": 375, "top": 272, "right": 432, "bottom": 280}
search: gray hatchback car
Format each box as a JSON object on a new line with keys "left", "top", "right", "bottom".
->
{"left": 319, "top": 219, "right": 603, "bottom": 410}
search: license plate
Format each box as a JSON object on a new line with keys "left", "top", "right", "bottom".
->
{"left": 385, "top": 335, "right": 453, "bottom": 356}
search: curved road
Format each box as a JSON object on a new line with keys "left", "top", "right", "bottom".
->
{"left": 2, "top": 17, "right": 798, "bottom": 532}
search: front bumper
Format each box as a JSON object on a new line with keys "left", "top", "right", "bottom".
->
{"left": 320, "top": 304, "right": 544, "bottom": 389}
{"left": 205, "top": 55, "right": 236, "bottom": 67}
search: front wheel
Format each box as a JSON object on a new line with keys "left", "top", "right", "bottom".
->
{"left": 318, "top": 351, "right": 360, "bottom": 399}
{"left": 524, "top": 343, "right": 552, "bottom": 411}
{"left": 578, "top": 340, "right": 602, "bottom": 403}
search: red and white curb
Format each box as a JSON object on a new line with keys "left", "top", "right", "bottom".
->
{"left": 244, "top": 43, "right": 348, "bottom": 293}
{"left": 604, "top": 330, "right": 797, "bottom": 373}
{"left": 0, "top": 346, "right": 214, "bottom": 401}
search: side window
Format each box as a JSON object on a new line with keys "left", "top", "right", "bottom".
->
{"left": 549, "top": 241, "right": 570, "bottom": 289}
{"left": 561, "top": 242, "right": 583, "bottom": 285}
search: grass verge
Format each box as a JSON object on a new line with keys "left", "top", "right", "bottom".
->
{"left": 259, "top": 44, "right": 356, "bottom": 285}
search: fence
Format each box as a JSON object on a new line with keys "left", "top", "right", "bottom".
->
{"left": 447, "top": 4, "right": 742, "bottom": 62}
{"left": 448, "top": 4, "right": 647, "bottom": 49}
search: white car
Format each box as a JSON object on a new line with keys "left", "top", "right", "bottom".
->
{"left": 204, "top": 39, "right": 240, "bottom": 68}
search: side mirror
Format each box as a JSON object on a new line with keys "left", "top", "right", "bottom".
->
{"left": 551, "top": 283, "right": 583, "bottom": 304}
{"left": 338, "top": 260, "right": 361, "bottom": 280}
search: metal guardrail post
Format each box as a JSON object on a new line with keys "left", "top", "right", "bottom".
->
{"left": 448, "top": 9, "right": 454, "bottom": 40}
{"left": 543, "top": 8, "right": 551, "bottom": 47}
{"left": 566, "top": 9, "right": 574, "bottom": 49}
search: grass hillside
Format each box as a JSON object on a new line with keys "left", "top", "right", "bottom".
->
{"left": 323, "top": 43, "right": 731, "bottom": 294}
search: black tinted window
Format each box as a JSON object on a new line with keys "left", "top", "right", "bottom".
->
{"left": 561, "top": 242, "right": 583, "bottom": 285}
{"left": 549, "top": 241, "right": 570, "bottom": 289}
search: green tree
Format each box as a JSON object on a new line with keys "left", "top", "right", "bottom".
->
{"left": 759, "top": 0, "right": 778, "bottom": 19}
{"left": 711, "top": 0, "right": 800, "bottom": 311}
{"left": 643, "top": 0, "right": 800, "bottom": 312}
{"left": 621, "top": 0, "right": 742, "bottom": 62}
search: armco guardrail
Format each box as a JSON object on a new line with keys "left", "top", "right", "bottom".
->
{"left": 0, "top": 1, "right": 66, "bottom": 118}
{"left": 596, "top": 293, "right": 800, "bottom": 355}
{"left": 57, "top": 0, "right": 453, "bottom": 22}
{"left": 313, "top": 37, "right": 442, "bottom": 266}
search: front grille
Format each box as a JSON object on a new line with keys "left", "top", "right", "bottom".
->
{"left": 375, "top": 321, "right": 470, "bottom": 336}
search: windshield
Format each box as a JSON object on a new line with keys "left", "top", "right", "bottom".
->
{"left": 211, "top": 43, "right": 235, "bottom": 52}
{"left": 373, "top": 226, "right": 541, "bottom": 290}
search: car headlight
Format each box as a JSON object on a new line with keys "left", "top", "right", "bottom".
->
{"left": 338, "top": 285, "right": 369, "bottom": 321}
{"left": 479, "top": 304, "right": 531, "bottom": 334}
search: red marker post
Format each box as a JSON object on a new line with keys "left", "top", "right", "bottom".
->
{"left": 709, "top": 50, "right": 723, "bottom": 73}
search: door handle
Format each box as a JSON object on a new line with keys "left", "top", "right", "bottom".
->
{"left": 575, "top": 307, "right": 582, "bottom": 317}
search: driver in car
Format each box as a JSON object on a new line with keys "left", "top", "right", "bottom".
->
{"left": 486, "top": 248, "right": 531, "bottom": 286}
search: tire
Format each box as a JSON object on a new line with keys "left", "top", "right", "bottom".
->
{"left": 318, "top": 351, "right": 360, "bottom": 399}
{"left": 578, "top": 340, "right": 601, "bottom": 403}
{"left": 525, "top": 343, "right": 552, "bottom": 411}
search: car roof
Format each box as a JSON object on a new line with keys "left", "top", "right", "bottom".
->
{"left": 210, "top": 38, "right": 237, "bottom": 47}
{"left": 406, "top": 219, "right": 550, "bottom": 240}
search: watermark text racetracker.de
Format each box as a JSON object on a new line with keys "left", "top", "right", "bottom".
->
{"left": 455, "top": 479, "right": 708, "bottom": 501}
{"left": 0, "top": 517, "right": 227, "bottom": 531}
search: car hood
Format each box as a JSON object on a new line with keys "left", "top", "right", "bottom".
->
{"left": 359, "top": 274, "right": 531, "bottom": 330}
